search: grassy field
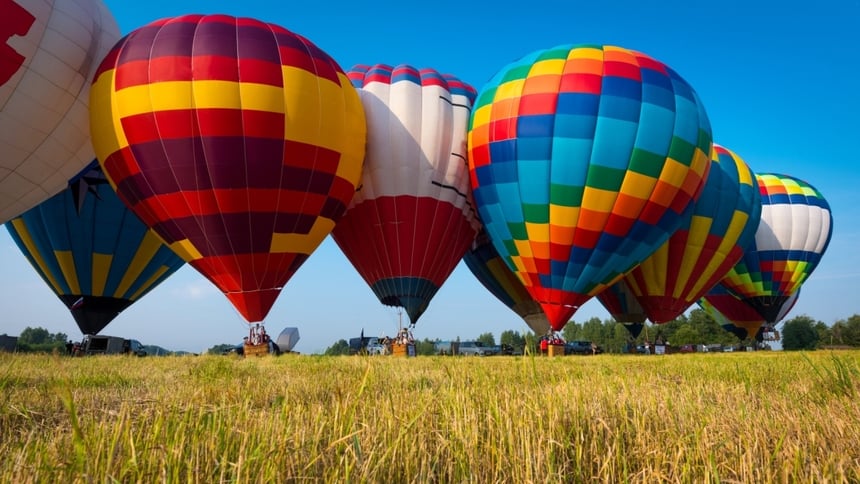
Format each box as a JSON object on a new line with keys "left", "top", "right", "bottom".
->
{"left": 1, "top": 350, "right": 858, "bottom": 483}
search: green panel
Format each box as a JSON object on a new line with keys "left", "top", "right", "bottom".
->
{"left": 549, "top": 183, "right": 583, "bottom": 207}
{"left": 627, "top": 148, "right": 665, "bottom": 178}
{"left": 473, "top": 86, "right": 498, "bottom": 111}
{"left": 507, "top": 222, "right": 528, "bottom": 241}
{"left": 585, "top": 165, "right": 625, "bottom": 192}
{"left": 667, "top": 136, "right": 695, "bottom": 167}
{"left": 522, "top": 203, "right": 549, "bottom": 224}
{"left": 696, "top": 128, "right": 713, "bottom": 154}
{"left": 500, "top": 65, "right": 533, "bottom": 84}
{"left": 535, "top": 46, "right": 576, "bottom": 63}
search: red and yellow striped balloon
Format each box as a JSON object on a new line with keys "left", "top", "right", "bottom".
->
{"left": 89, "top": 15, "right": 366, "bottom": 323}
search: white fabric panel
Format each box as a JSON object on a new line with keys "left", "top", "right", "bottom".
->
{"left": 0, "top": 0, "right": 119, "bottom": 223}
{"left": 757, "top": 203, "right": 829, "bottom": 255}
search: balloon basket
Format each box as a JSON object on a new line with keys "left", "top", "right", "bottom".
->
{"left": 243, "top": 342, "right": 269, "bottom": 357}
{"left": 392, "top": 343, "right": 416, "bottom": 357}
{"left": 548, "top": 344, "right": 564, "bottom": 357}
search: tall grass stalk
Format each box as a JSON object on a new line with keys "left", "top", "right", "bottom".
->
{"left": 0, "top": 351, "right": 858, "bottom": 482}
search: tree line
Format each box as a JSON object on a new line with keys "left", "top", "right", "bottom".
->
{"left": 323, "top": 310, "right": 860, "bottom": 355}
{"left": 4, "top": 310, "right": 858, "bottom": 355}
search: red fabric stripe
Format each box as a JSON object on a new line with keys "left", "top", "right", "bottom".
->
{"left": 560, "top": 73, "right": 602, "bottom": 94}
{"left": 603, "top": 60, "right": 642, "bottom": 81}
{"left": 332, "top": 196, "right": 476, "bottom": 289}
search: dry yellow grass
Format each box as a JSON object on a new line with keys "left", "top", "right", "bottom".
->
{"left": 1, "top": 351, "right": 858, "bottom": 483}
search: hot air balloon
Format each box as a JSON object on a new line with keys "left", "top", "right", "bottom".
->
{"left": 330, "top": 64, "right": 481, "bottom": 327}
{"left": 89, "top": 15, "right": 366, "bottom": 327}
{"left": 622, "top": 144, "right": 762, "bottom": 322}
{"left": 5, "top": 161, "right": 185, "bottom": 335}
{"left": 595, "top": 279, "right": 646, "bottom": 338}
{"left": 463, "top": 228, "right": 551, "bottom": 334}
{"left": 700, "top": 284, "right": 799, "bottom": 341}
{"left": 716, "top": 173, "right": 832, "bottom": 324}
{"left": 0, "top": 0, "right": 119, "bottom": 223}
{"left": 468, "top": 44, "right": 712, "bottom": 331}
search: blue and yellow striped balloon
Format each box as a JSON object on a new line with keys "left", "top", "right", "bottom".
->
{"left": 5, "top": 161, "right": 185, "bottom": 335}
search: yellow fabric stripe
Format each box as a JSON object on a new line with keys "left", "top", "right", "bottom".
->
{"left": 113, "top": 81, "right": 284, "bottom": 117}
{"left": 529, "top": 58, "right": 565, "bottom": 76}
{"left": 270, "top": 217, "right": 335, "bottom": 254}
{"left": 129, "top": 266, "right": 170, "bottom": 301}
{"left": 581, "top": 186, "right": 620, "bottom": 213}
{"left": 103, "top": 69, "right": 366, "bottom": 161}
{"left": 494, "top": 79, "right": 525, "bottom": 103}
{"left": 90, "top": 68, "right": 127, "bottom": 168}
{"left": 619, "top": 171, "right": 658, "bottom": 200}
{"left": 168, "top": 239, "right": 201, "bottom": 263}
{"left": 54, "top": 251, "right": 81, "bottom": 295}
{"left": 9, "top": 220, "right": 64, "bottom": 295}
{"left": 568, "top": 46, "right": 605, "bottom": 61}
{"left": 674, "top": 217, "right": 710, "bottom": 298}
{"left": 114, "top": 231, "right": 164, "bottom": 297}
{"left": 91, "top": 253, "right": 111, "bottom": 296}
{"left": 640, "top": 242, "right": 668, "bottom": 296}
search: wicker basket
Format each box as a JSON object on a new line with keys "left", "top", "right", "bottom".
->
{"left": 243, "top": 343, "right": 269, "bottom": 357}
{"left": 392, "top": 343, "right": 416, "bottom": 357}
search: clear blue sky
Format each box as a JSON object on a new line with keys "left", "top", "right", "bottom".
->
{"left": 1, "top": 0, "right": 857, "bottom": 354}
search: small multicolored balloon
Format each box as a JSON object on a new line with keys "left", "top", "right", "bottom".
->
{"left": 717, "top": 173, "right": 832, "bottom": 323}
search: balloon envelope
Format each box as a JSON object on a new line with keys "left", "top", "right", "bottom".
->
{"left": 464, "top": 229, "right": 551, "bottom": 334}
{"left": 331, "top": 64, "right": 480, "bottom": 325}
{"left": 701, "top": 284, "right": 799, "bottom": 340}
{"left": 623, "top": 144, "right": 762, "bottom": 322}
{"left": 5, "top": 161, "right": 185, "bottom": 335}
{"left": 596, "top": 278, "right": 647, "bottom": 324}
{"left": 717, "top": 173, "right": 832, "bottom": 323}
{"left": 468, "top": 44, "right": 712, "bottom": 330}
{"left": 89, "top": 15, "right": 366, "bottom": 323}
{"left": 0, "top": 0, "right": 119, "bottom": 223}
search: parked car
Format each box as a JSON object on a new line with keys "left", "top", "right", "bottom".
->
{"left": 457, "top": 341, "right": 497, "bottom": 356}
{"left": 80, "top": 334, "right": 146, "bottom": 356}
{"left": 565, "top": 340, "right": 602, "bottom": 355}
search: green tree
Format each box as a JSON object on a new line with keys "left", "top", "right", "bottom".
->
{"left": 19, "top": 327, "right": 51, "bottom": 345}
{"left": 580, "top": 317, "right": 605, "bottom": 342}
{"left": 815, "top": 321, "right": 833, "bottom": 346}
{"left": 325, "top": 339, "right": 350, "bottom": 355}
{"left": 669, "top": 325, "right": 701, "bottom": 346}
{"left": 17, "top": 326, "right": 68, "bottom": 353}
{"left": 845, "top": 315, "right": 860, "bottom": 346}
{"left": 782, "top": 315, "right": 819, "bottom": 350}
{"left": 561, "top": 321, "right": 582, "bottom": 341}
{"left": 476, "top": 332, "right": 495, "bottom": 346}
{"left": 523, "top": 331, "right": 538, "bottom": 355}
{"left": 416, "top": 338, "right": 436, "bottom": 356}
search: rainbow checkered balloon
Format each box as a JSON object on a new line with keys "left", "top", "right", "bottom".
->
{"left": 89, "top": 15, "right": 366, "bottom": 323}
{"left": 468, "top": 44, "right": 712, "bottom": 330}
{"left": 717, "top": 173, "right": 832, "bottom": 323}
